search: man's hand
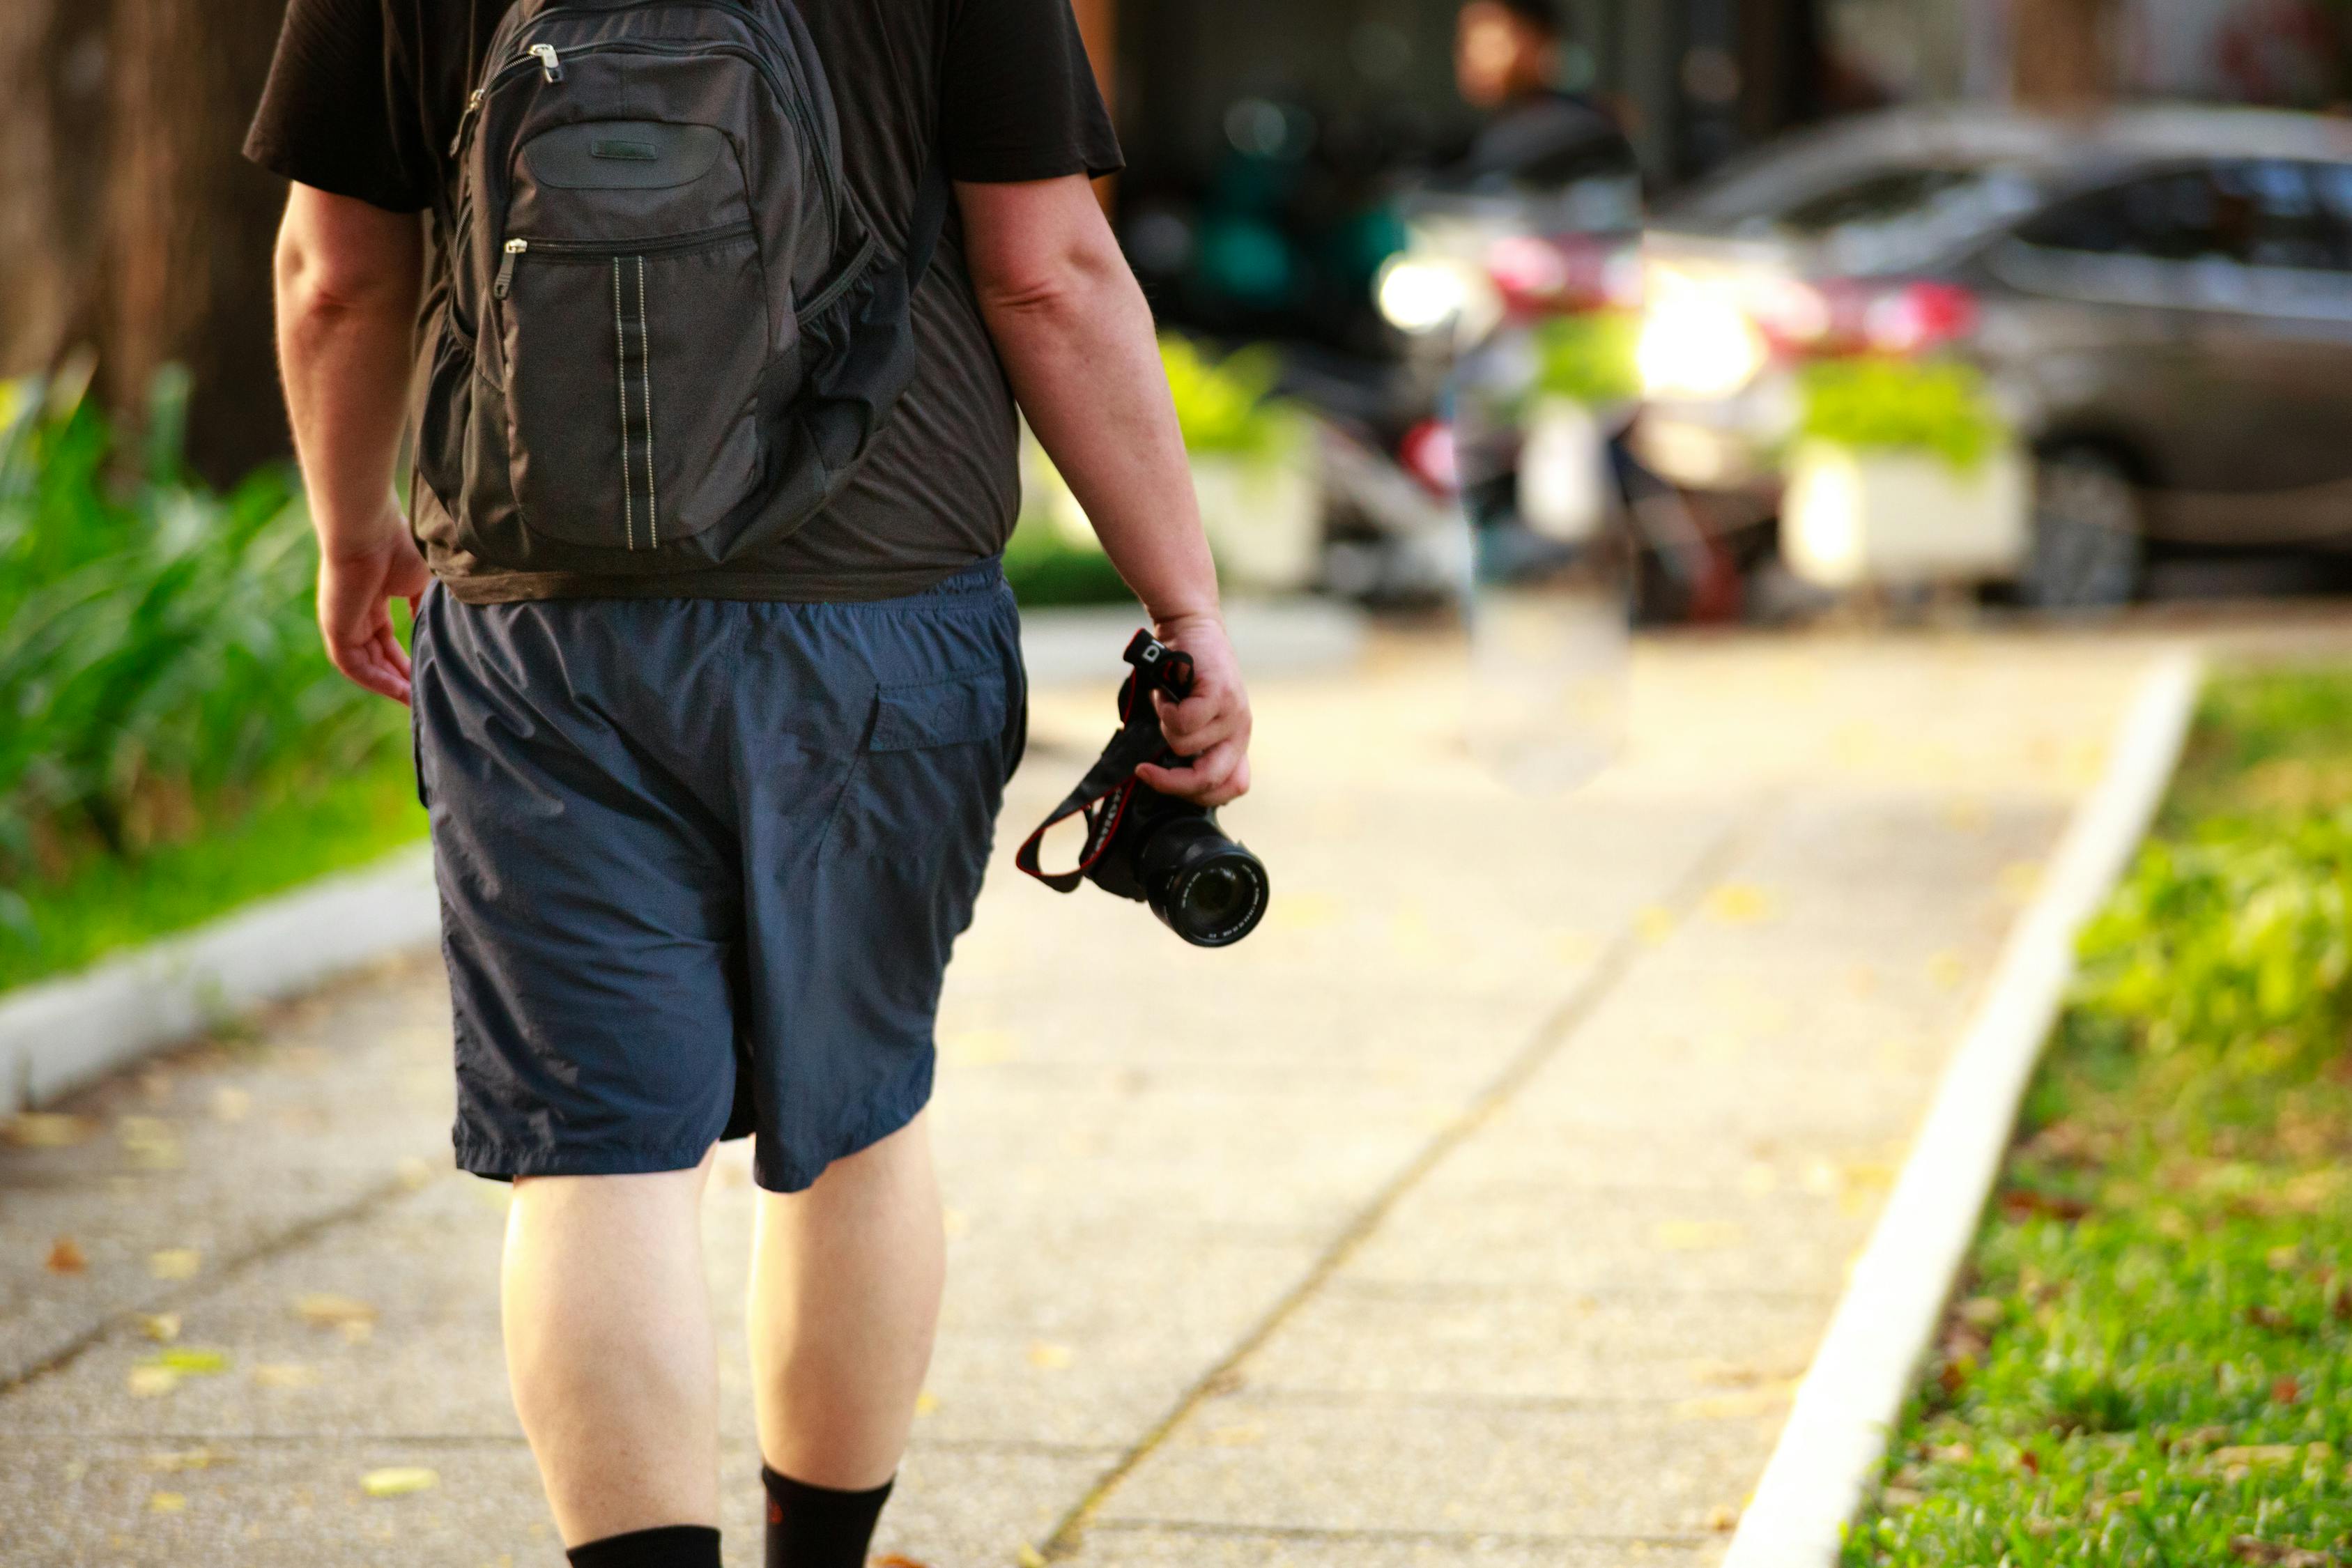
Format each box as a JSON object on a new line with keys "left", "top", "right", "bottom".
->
{"left": 273, "top": 184, "right": 426, "bottom": 704}
{"left": 318, "top": 506, "right": 429, "bottom": 704}
{"left": 1136, "top": 613, "right": 1252, "bottom": 808}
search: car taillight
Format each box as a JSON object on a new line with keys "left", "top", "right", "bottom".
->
{"left": 1859, "top": 281, "right": 1977, "bottom": 355}
{"left": 1486, "top": 234, "right": 1637, "bottom": 318}
{"left": 1399, "top": 418, "right": 1459, "bottom": 495}
{"left": 1755, "top": 278, "right": 1978, "bottom": 359}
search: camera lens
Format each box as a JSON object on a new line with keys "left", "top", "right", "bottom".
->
{"left": 1181, "top": 863, "right": 1252, "bottom": 927}
{"left": 1132, "top": 808, "right": 1270, "bottom": 947}
{"left": 1161, "top": 847, "right": 1269, "bottom": 947}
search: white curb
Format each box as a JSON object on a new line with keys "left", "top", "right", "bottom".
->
{"left": 0, "top": 845, "right": 438, "bottom": 1118}
{"left": 1723, "top": 647, "right": 2203, "bottom": 1568}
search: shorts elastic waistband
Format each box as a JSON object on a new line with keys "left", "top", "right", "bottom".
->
{"left": 912, "top": 554, "right": 1005, "bottom": 600}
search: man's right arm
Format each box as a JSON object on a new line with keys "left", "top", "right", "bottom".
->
{"left": 958, "top": 174, "right": 1253, "bottom": 807}
{"left": 273, "top": 183, "right": 430, "bottom": 704}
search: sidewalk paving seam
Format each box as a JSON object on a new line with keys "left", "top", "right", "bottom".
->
{"left": 0, "top": 1169, "right": 443, "bottom": 1396}
{"left": 1032, "top": 804, "right": 1768, "bottom": 1562}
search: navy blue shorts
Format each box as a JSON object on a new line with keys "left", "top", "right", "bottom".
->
{"left": 410, "top": 558, "right": 1024, "bottom": 1193}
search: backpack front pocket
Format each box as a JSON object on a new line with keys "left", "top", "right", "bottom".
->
{"left": 498, "top": 223, "right": 769, "bottom": 551}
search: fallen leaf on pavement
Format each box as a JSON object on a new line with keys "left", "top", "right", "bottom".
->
{"left": 295, "top": 1293, "right": 379, "bottom": 1339}
{"left": 117, "top": 1116, "right": 183, "bottom": 1170}
{"left": 148, "top": 1491, "right": 187, "bottom": 1514}
{"left": 148, "top": 1249, "right": 201, "bottom": 1281}
{"left": 151, "top": 1348, "right": 229, "bottom": 1375}
{"left": 138, "top": 1313, "right": 181, "bottom": 1342}
{"left": 210, "top": 1087, "right": 252, "bottom": 1123}
{"left": 45, "top": 1236, "right": 86, "bottom": 1275}
{"left": 912, "top": 1391, "right": 939, "bottom": 1416}
{"left": 252, "top": 1363, "right": 318, "bottom": 1389}
{"left": 1015, "top": 1546, "right": 1047, "bottom": 1568}
{"left": 874, "top": 1556, "right": 935, "bottom": 1568}
{"left": 1653, "top": 1220, "right": 1744, "bottom": 1252}
{"left": 128, "top": 1366, "right": 180, "bottom": 1398}
{"left": 1635, "top": 905, "right": 1676, "bottom": 945}
{"left": 4, "top": 1113, "right": 95, "bottom": 1148}
{"left": 1705, "top": 883, "right": 1774, "bottom": 924}
{"left": 1027, "top": 1341, "right": 1073, "bottom": 1369}
{"left": 362, "top": 1466, "right": 438, "bottom": 1498}
{"left": 145, "top": 1447, "right": 230, "bottom": 1473}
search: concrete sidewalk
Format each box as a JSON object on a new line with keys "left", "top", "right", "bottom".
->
{"left": 0, "top": 626, "right": 2163, "bottom": 1568}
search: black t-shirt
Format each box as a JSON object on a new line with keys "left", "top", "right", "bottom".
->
{"left": 247, "top": 0, "right": 1123, "bottom": 601}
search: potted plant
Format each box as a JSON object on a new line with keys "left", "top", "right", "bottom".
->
{"left": 1780, "top": 356, "right": 2024, "bottom": 590}
{"left": 1160, "top": 337, "right": 1319, "bottom": 593}
{"left": 1017, "top": 337, "right": 1320, "bottom": 594}
{"left": 1514, "top": 309, "right": 1638, "bottom": 543}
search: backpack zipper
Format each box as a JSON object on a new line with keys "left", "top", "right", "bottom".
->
{"left": 449, "top": 33, "right": 833, "bottom": 222}
{"left": 495, "top": 220, "right": 759, "bottom": 297}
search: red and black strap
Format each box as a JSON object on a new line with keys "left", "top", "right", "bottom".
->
{"left": 1015, "top": 634, "right": 1195, "bottom": 893}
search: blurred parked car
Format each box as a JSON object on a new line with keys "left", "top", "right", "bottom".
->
{"left": 1634, "top": 105, "right": 2352, "bottom": 606}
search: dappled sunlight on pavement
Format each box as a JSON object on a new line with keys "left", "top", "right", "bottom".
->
{"left": 0, "top": 624, "right": 2180, "bottom": 1567}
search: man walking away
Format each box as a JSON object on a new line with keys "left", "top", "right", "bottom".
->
{"left": 249, "top": 1, "right": 1252, "bottom": 1564}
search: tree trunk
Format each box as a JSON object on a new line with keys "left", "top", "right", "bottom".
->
{"left": 2013, "top": 0, "right": 2115, "bottom": 109}
{"left": 0, "top": 0, "right": 114, "bottom": 383}
{"left": 0, "top": 0, "right": 290, "bottom": 486}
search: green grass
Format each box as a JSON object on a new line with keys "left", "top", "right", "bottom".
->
{"left": 0, "top": 748, "right": 425, "bottom": 992}
{"left": 1845, "top": 667, "right": 2352, "bottom": 1568}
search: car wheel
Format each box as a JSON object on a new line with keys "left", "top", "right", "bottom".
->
{"left": 2022, "top": 449, "right": 2144, "bottom": 610}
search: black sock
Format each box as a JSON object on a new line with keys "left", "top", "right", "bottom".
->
{"left": 762, "top": 1467, "right": 895, "bottom": 1568}
{"left": 566, "top": 1524, "right": 722, "bottom": 1568}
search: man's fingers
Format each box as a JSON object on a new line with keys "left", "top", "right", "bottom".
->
{"left": 1157, "top": 691, "right": 1237, "bottom": 755}
{"left": 1136, "top": 740, "right": 1247, "bottom": 806}
{"left": 327, "top": 635, "right": 411, "bottom": 705}
{"left": 374, "top": 617, "right": 413, "bottom": 682}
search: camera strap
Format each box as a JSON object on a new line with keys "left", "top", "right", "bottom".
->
{"left": 1013, "top": 672, "right": 1160, "bottom": 893}
{"left": 1015, "top": 632, "right": 1192, "bottom": 894}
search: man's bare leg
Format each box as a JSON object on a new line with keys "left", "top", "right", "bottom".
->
{"left": 503, "top": 1151, "right": 722, "bottom": 1546}
{"left": 748, "top": 1109, "right": 944, "bottom": 1490}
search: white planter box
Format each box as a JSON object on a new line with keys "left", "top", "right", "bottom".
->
{"left": 1783, "top": 439, "right": 2027, "bottom": 589}
{"left": 1190, "top": 449, "right": 1323, "bottom": 594}
{"left": 1518, "top": 396, "right": 1610, "bottom": 544}
{"left": 1018, "top": 430, "right": 1325, "bottom": 596}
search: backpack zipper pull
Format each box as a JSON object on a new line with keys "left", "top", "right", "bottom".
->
{"left": 495, "top": 238, "right": 527, "bottom": 298}
{"left": 447, "top": 88, "right": 486, "bottom": 157}
{"left": 531, "top": 43, "right": 563, "bottom": 82}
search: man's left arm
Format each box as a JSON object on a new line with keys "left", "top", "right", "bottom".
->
{"left": 274, "top": 183, "right": 429, "bottom": 704}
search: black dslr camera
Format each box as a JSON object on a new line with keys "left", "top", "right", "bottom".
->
{"left": 1016, "top": 631, "right": 1269, "bottom": 947}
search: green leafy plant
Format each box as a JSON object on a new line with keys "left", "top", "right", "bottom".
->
{"left": 1528, "top": 311, "right": 1640, "bottom": 408}
{"left": 0, "top": 365, "right": 407, "bottom": 971}
{"left": 1159, "top": 337, "right": 1307, "bottom": 464}
{"left": 1797, "top": 356, "right": 2006, "bottom": 472}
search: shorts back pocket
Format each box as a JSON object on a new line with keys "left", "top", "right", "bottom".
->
{"left": 824, "top": 667, "right": 1011, "bottom": 859}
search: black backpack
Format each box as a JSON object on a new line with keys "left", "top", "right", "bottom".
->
{"left": 409, "top": 0, "right": 946, "bottom": 573}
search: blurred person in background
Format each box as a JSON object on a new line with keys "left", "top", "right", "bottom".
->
{"left": 1450, "top": 0, "right": 1638, "bottom": 195}
{"left": 249, "top": 1, "right": 1251, "bottom": 1567}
